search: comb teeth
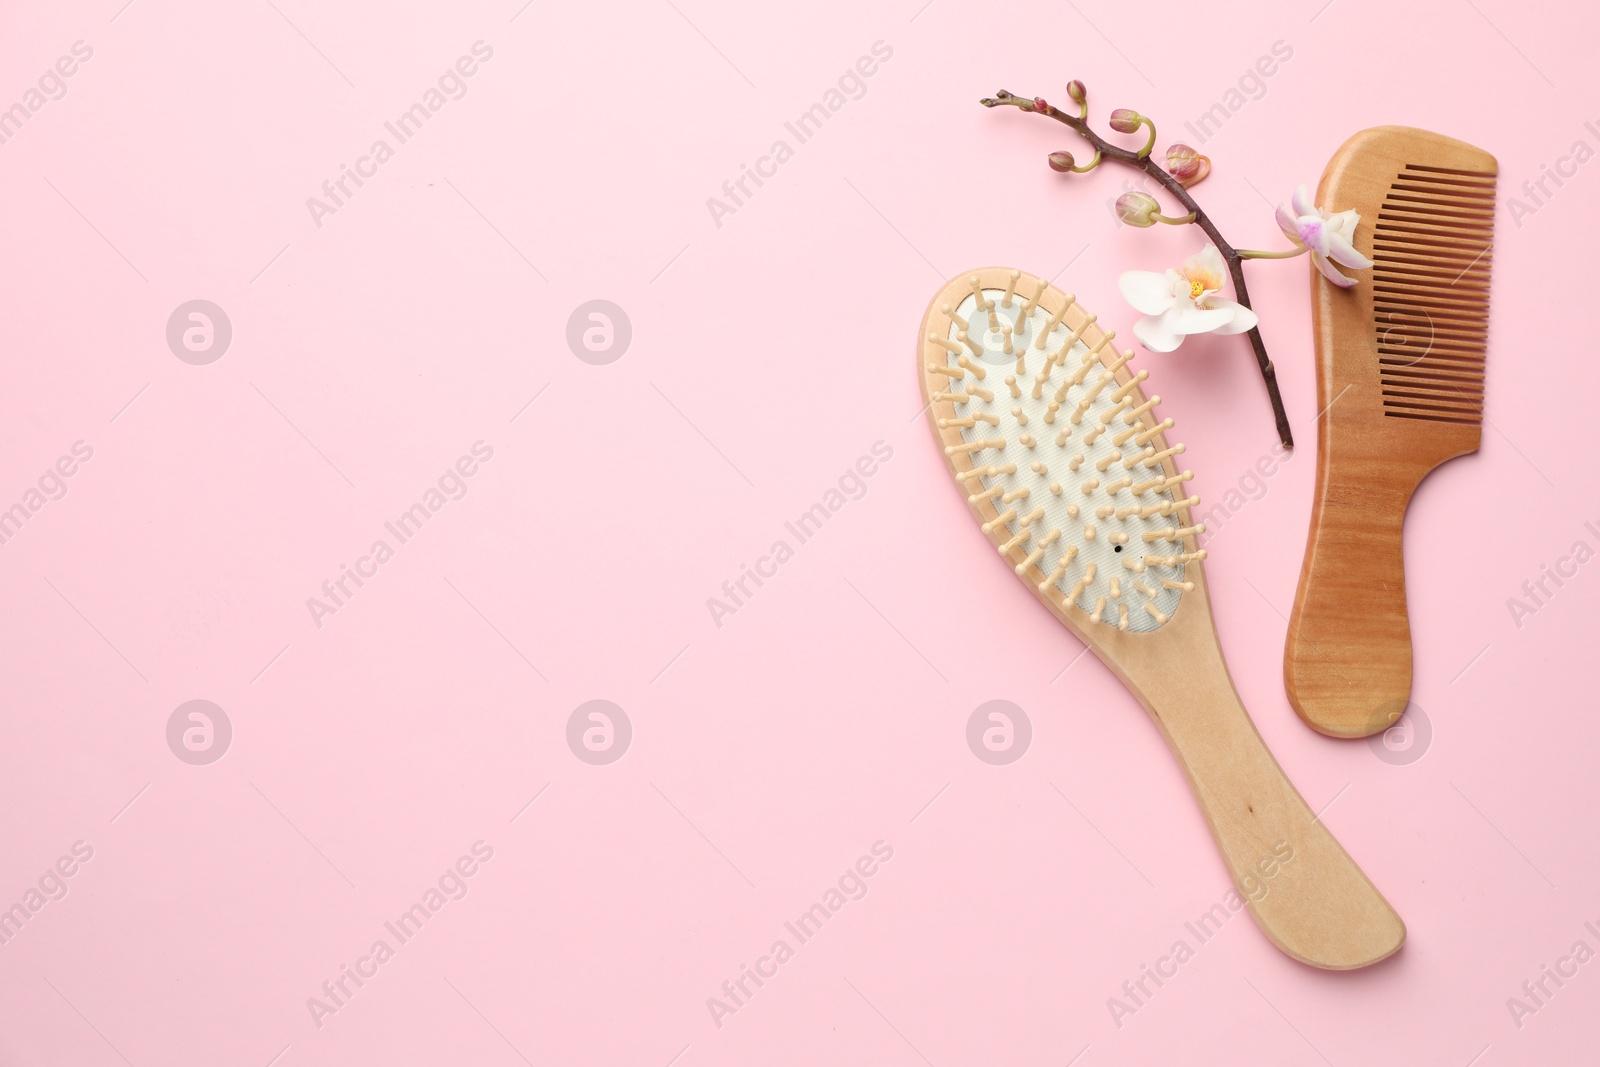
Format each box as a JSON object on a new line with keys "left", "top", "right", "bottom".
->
{"left": 1371, "top": 163, "right": 1494, "bottom": 425}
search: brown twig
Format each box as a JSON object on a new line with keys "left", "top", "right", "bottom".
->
{"left": 981, "top": 90, "right": 1294, "bottom": 449}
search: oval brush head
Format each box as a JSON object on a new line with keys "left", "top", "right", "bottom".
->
{"left": 924, "top": 269, "right": 1203, "bottom": 634}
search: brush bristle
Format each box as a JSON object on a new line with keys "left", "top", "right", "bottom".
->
{"left": 1371, "top": 163, "right": 1495, "bottom": 425}
{"left": 926, "top": 272, "right": 1204, "bottom": 633}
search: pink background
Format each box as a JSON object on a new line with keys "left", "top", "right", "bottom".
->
{"left": 1, "top": 0, "right": 1596, "bottom": 1063}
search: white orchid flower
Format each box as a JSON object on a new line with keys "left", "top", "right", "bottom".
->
{"left": 1117, "top": 244, "right": 1259, "bottom": 353}
{"left": 1275, "top": 184, "right": 1373, "bottom": 288}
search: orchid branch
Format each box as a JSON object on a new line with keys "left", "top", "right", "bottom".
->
{"left": 981, "top": 88, "right": 1295, "bottom": 449}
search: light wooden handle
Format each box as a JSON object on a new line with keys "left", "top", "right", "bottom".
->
{"left": 1285, "top": 469, "right": 1416, "bottom": 737}
{"left": 1137, "top": 643, "right": 1405, "bottom": 969}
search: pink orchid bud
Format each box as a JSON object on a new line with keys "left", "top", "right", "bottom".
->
{"left": 1108, "top": 109, "right": 1142, "bottom": 134}
{"left": 1066, "top": 80, "right": 1087, "bottom": 105}
{"left": 1115, "top": 192, "right": 1161, "bottom": 227}
{"left": 1033, "top": 96, "right": 1050, "bottom": 113}
{"left": 1165, "top": 144, "right": 1211, "bottom": 186}
{"left": 1048, "top": 151, "right": 1076, "bottom": 172}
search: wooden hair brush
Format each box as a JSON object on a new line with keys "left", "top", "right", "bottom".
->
{"left": 1285, "top": 127, "right": 1496, "bottom": 738}
{"left": 919, "top": 268, "right": 1404, "bottom": 969}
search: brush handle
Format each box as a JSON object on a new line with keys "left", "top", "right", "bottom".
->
{"left": 1285, "top": 449, "right": 1419, "bottom": 737}
{"left": 1127, "top": 633, "right": 1406, "bottom": 969}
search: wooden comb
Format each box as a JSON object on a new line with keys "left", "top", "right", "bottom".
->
{"left": 921, "top": 268, "right": 1404, "bottom": 969}
{"left": 1285, "top": 127, "right": 1496, "bottom": 738}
